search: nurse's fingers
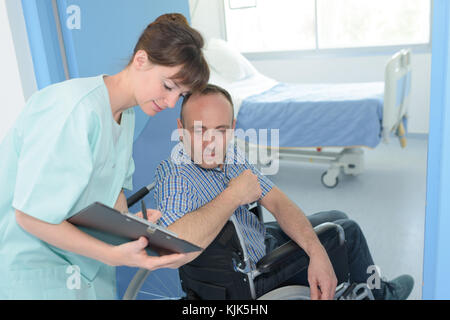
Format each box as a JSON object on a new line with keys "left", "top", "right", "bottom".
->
{"left": 120, "top": 237, "right": 187, "bottom": 270}
{"left": 142, "top": 251, "right": 188, "bottom": 270}
{"left": 133, "top": 236, "right": 149, "bottom": 250}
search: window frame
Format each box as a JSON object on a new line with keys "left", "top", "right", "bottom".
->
{"left": 222, "top": 0, "right": 433, "bottom": 58}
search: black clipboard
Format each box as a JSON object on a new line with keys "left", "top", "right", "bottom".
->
{"left": 68, "top": 202, "right": 202, "bottom": 253}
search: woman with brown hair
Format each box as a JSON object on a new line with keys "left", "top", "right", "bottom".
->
{"left": 0, "top": 13, "right": 209, "bottom": 299}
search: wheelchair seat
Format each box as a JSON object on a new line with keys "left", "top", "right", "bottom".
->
{"left": 179, "top": 216, "right": 357, "bottom": 300}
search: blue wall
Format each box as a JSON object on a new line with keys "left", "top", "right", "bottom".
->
{"left": 423, "top": 0, "right": 450, "bottom": 300}
{"left": 21, "top": 0, "right": 67, "bottom": 88}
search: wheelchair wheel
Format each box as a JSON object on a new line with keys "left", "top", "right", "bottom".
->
{"left": 257, "top": 285, "right": 311, "bottom": 300}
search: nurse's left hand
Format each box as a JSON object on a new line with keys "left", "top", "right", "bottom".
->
{"left": 112, "top": 236, "right": 188, "bottom": 270}
{"left": 136, "top": 209, "right": 162, "bottom": 223}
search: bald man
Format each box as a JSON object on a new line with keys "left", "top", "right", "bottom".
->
{"left": 153, "top": 84, "right": 413, "bottom": 300}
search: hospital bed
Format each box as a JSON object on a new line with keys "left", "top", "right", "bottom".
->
{"left": 203, "top": 39, "right": 411, "bottom": 187}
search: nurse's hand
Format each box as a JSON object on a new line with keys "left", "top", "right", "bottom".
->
{"left": 15, "top": 208, "right": 188, "bottom": 271}
{"left": 112, "top": 209, "right": 189, "bottom": 270}
{"left": 111, "top": 236, "right": 189, "bottom": 270}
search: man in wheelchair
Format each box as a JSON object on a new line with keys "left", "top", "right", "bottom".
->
{"left": 153, "top": 84, "right": 414, "bottom": 300}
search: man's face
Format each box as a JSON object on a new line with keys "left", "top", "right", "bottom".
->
{"left": 177, "top": 93, "right": 235, "bottom": 169}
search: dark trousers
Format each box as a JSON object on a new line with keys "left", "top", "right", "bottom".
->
{"left": 255, "top": 210, "right": 377, "bottom": 297}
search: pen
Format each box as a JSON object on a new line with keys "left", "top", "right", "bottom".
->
{"left": 141, "top": 200, "right": 148, "bottom": 221}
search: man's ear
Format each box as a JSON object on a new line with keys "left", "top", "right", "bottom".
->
{"left": 177, "top": 118, "right": 184, "bottom": 141}
{"left": 232, "top": 118, "right": 236, "bottom": 130}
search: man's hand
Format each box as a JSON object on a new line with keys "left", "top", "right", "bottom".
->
{"left": 259, "top": 187, "right": 338, "bottom": 299}
{"left": 136, "top": 208, "right": 162, "bottom": 223}
{"left": 307, "top": 245, "right": 338, "bottom": 300}
{"left": 227, "top": 169, "right": 262, "bottom": 206}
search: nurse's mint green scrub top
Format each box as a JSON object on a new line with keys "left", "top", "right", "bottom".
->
{"left": 0, "top": 75, "right": 135, "bottom": 299}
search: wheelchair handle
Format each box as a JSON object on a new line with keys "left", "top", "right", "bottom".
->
{"left": 126, "top": 182, "right": 156, "bottom": 208}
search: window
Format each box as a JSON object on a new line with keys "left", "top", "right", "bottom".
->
{"left": 224, "top": 0, "right": 431, "bottom": 53}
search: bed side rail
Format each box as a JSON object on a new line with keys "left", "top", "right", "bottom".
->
{"left": 383, "top": 49, "right": 412, "bottom": 147}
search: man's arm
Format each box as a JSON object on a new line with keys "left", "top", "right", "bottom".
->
{"left": 259, "top": 186, "right": 337, "bottom": 300}
{"left": 114, "top": 185, "right": 241, "bottom": 265}
{"left": 164, "top": 170, "right": 262, "bottom": 262}
{"left": 259, "top": 186, "right": 322, "bottom": 255}
{"left": 167, "top": 188, "right": 240, "bottom": 248}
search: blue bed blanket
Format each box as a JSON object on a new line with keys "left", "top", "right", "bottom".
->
{"left": 235, "top": 82, "right": 384, "bottom": 148}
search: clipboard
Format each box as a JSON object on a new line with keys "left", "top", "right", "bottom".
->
{"left": 68, "top": 202, "right": 203, "bottom": 253}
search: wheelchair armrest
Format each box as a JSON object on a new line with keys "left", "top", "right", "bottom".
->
{"left": 256, "top": 239, "right": 306, "bottom": 274}
{"left": 256, "top": 222, "right": 345, "bottom": 274}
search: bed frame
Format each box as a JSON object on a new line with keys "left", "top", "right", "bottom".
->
{"left": 237, "top": 49, "right": 412, "bottom": 188}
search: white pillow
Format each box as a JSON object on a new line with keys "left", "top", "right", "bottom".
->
{"left": 203, "top": 38, "right": 258, "bottom": 82}
{"left": 208, "top": 68, "right": 232, "bottom": 87}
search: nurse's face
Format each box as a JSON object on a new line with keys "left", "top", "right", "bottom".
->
{"left": 131, "top": 50, "right": 190, "bottom": 116}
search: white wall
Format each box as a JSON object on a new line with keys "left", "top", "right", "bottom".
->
{"left": 189, "top": 0, "right": 227, "bottom": 40}
{"left": 0, "top": 0, "right": 37, "bottom": 143}
{"left": 190, "top": 0, "right": 431, "bottom": 134}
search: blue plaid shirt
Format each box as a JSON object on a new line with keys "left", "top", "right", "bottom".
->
{"left": 154, "top": 141, "right": 274, "bottom": 265}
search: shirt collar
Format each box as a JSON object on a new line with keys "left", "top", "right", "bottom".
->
{"left": 171, "top": 139, "right": 246, "bottom": 173}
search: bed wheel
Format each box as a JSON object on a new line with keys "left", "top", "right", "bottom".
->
{"left": 261, "top": 159, "right": 273, "bottom": 167}
{"left": 321, "top": 171, "right": 339, "bottom": 188}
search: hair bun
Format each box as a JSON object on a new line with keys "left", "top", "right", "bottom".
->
{"left": 154, "top": 13, "right": 189, "bottom": 26}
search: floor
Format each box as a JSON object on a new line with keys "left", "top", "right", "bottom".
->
{"left": 260, "top": 136, "right": 428, "bottom": 300}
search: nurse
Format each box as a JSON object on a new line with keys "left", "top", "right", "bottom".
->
{"left": 0, "top": 13, "right": 209, "bottom": 299}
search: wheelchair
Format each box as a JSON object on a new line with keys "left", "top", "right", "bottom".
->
{"left": 123, "top": 186, "right": 374, "bottom": 300}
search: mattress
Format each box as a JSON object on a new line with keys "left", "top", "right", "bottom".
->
{"left": 234, "top": 81, "right": 385, "bottom": 148}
